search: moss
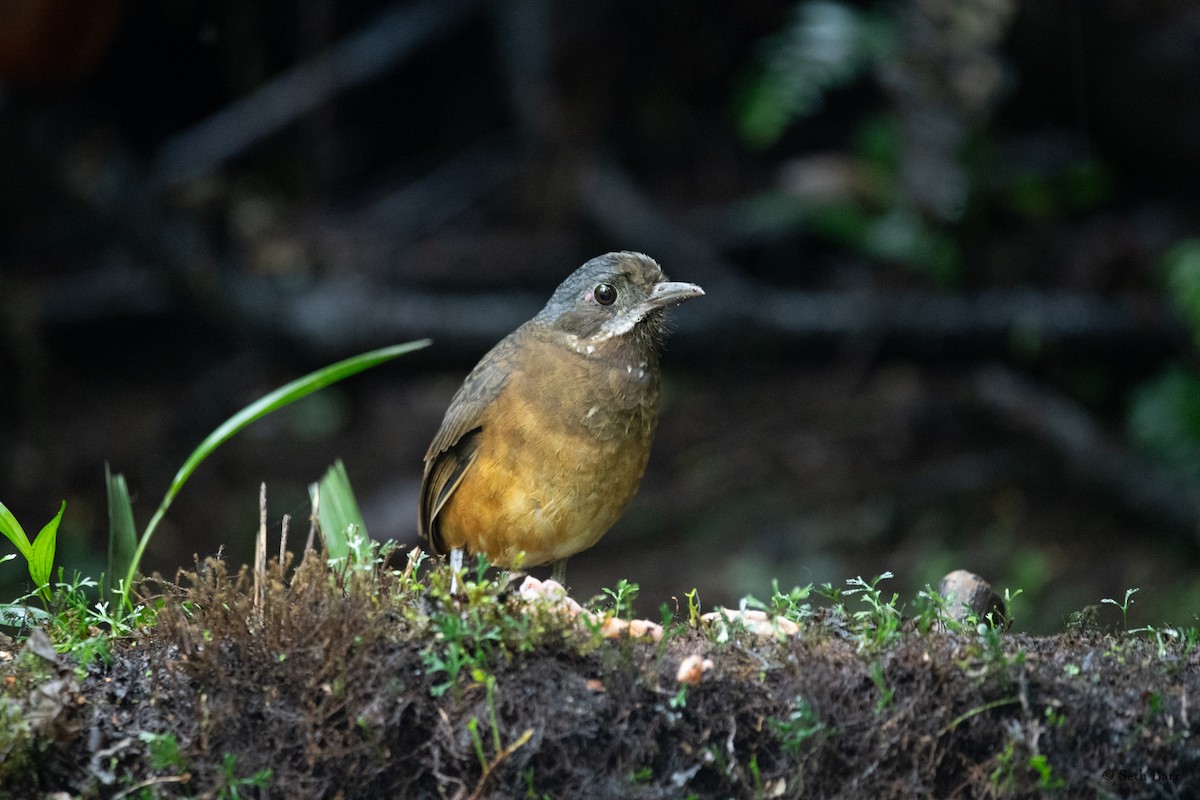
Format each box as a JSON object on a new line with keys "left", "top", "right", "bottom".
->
{"left": 1, "top": 555, "right": 1198, "bottom": 798}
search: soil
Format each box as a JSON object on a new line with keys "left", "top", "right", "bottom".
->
{"left": 2, "top": 555, "right": 1197, "bottom": 800}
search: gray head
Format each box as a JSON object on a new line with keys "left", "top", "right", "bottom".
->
{"left": 534, "top": 252, "right": 704, "bottom": 344}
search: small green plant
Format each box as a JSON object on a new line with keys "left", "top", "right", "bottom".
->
{"left": 814, "top": 580, "right": 843, "bottom": 605}
{"left": 653, "top": 603, "right": 687, "bottom": 663}
{"left": 217, "top": 753, "right": 272, "bottom": 800}
{"left": 522, "top": 766, "right": 550, "bottom": 800}
{"left": 420, "top": 557, "right": 541, "bottom": 698}
{"left": 2, "top": 571, "right": 157, "bottom": 677}
{"left": 911, "top": 583, "right": 954, "bottom": 634}
{"left": 998, "top": 588, "right": 1022, "bottom": 628}
{"left": 989, "top": 737, "right": 1018, "bottom": 793}
{"left": 628, "top": 766, "right": 654, "bottom": 784}
{"left": 868, "top": 660, "right": 894, "bottom": 714}
{"left": 1101, "top": 588, "right": 1139, "bottom": 630}
{"left": 471, "top": 552, "right": 493, "bottom": 585}
{"left": 423, "top": 609, "right": 502, "bottom": 698}
{"left": 771, "top": 696, "right": 825, "bottom": 751}
{"left": 477, "top": 669, "right": 504, "bottom": 755}
{"left": 684, "top": 587, "right": 702, "bottom": 626}
{"left": 108, "top": 339, "right": 430, "bottom": 618}
{"left": 843, "top": 572, "right": 902, "bottom": 651}
{"left": 138, "top": 731, "right": 186, "bottom": 773}
{"left": 463, "top": 681, "right": 535, "bottom": 800}
{"left": 770, "top": 580, "right": 815, "bottom": 624}
{"left": 1044, "top": 704, "right": 1066, "bottom": 730}
{"left": 1029, "top": 753, "right": 1066, "bottom": 791}
{"left": 0, "top": 499, "right": 65, "bottom": 604}
{"left": 1129, "top": 623, "right": 1184, "bottom": 659}
{"left": 466, "top": 701, "right": 534, "bottom": 800}
{"left": 669, "top": 683, "right": 688, "bottom": 710}
{"left": 991, "top": 732, "right": 1066, "bottom": 793}
{"left": 956, "top": 618, "right": 1025, "bottom": 683}
{"left": 468, "top": 717, "right": 489, "bottom": 774}
{"left": 601, "top": 579, "right": 640, "bottom": 620}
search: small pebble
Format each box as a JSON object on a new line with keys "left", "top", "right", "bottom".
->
{"left": 701, "top": 608, "right": 800, "bottom": 637}
{"left": 676, "top": 654, "right": 714, "bottom": 685}
{"left": 937, "top": 569, "right": 1005, "bottom": 623}
{"left": 518, "top": 576, "right": 662, "bottom": 640}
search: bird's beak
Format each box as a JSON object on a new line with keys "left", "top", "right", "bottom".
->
{"left": 648, "top": 280, "right": 705, "bottom": 308}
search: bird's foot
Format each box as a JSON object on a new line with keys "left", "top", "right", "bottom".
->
{"left": 448, "top": 547, "right": 464, "bottom": 595}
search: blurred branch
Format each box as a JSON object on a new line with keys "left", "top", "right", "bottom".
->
{"left": 32, "top": 261, "right": 1172, "bottom": 363}
{"left": 577, "top": 159, "right": 1173, "bottom": 350}
{"left": 578, "top": 159, "right": 747, "bottom": 299}
{"left": 491, "top": 0, "right": 553, "bottom": 140}
{"left": 42, "top": 141, "right": 1181, "bottom": 361}
{"left": 152, "top": 0, "right": 477, "bottom": 191}
{"left": 974, "top": 365, "right": 1200, "bottom": 540}
{"left": 357, "top": 134, "right": 521, "bottom": 241}
{"left": 227, "top": 274, "right": 541, "bottom": 355}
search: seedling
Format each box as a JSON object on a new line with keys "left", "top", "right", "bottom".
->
{"left": 1101, "top": 588, "right": 1139, "bottom": 630}
{"left": 843, "top": 572, "right": 902, "bottom": 652}
{"left": 0, "top": 500, "right": 65, "bottom": 603}
{"left": 869, "top": 660, "right": 894, "bottom": 714}
{"left": 217, "top": 753, "right": 272, "bottom": 800}
{"left": 602, "top": 578, "right": 640, "bottom": 620}
{"left": 771, "top": 696, "right": 825, "bottom": 751}
{"left": 138, "top": 731, "right": 186, "bottom": 773}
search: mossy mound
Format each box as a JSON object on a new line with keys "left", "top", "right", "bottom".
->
{"left": 2, "top": 554, "right": 1197, "bottom": 799}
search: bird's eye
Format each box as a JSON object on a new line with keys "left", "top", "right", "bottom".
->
{"left": 594, "top": 283, "right": 617, "bottom": 305}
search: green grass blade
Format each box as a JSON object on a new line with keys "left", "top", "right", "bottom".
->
{"left": 105, "top": 464, "right": 138, "bottom": 602}
{"left": 317, "top": 459, "right": 368, "bottom": 563}
{"left": 29, "top": 500, "right": 65, "bottom": 599}
{"left": 0, "top": 499, "right": 33, "bottom": 561}
{"left": 119, "top": 339, "right": 431, "bottom": 608}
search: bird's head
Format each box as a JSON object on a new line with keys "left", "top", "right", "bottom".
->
{"left": 535, "top": 252, "right": 704, "bottom": 348}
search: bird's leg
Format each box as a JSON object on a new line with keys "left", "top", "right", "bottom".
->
{"left": 449, "top": 547, "right": 464, "bottom": 594}
{"left": 550, "top": 558, "right": 568, "bottom": 587}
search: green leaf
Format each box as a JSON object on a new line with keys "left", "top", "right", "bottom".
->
{"left": 118, "top": 339, "right": 431, "bottom": 610}
{"left": 738, "top": 1, "right": 889, "bottom": 148}
{"left": 0, "top": 498, "right": 33, "bottom": 561}
{"left": 29, "top": 500, "right": 66, "bottom": 598}
{"left": 105, "top": 464, "right": 138, "bottom": 601}
{"left": 1129, "top": 364, "right": 1200, "bottom": 475}
{"left": 1165, "top": 239, "right": 1200, "bottom": 343}
{"left": 318, "top": 459, "right": 368, "bottom": 564}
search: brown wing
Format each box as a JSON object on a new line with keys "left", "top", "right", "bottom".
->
{"left": 418, "top": 331, "right": 522, "bottom": 552}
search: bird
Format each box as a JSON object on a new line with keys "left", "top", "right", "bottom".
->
{"left": 419, "top": 251, "right": 703, "bottom": 591}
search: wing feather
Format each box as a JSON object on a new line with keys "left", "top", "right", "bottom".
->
{"left": 418, "top": 331, "right": 521, "bottom": 550}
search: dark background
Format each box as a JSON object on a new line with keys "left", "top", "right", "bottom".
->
{"left": 3, "top": 0, "right": 1200, "bottom": 632}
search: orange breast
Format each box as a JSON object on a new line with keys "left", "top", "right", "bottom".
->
{"left": 434, "top": 344, "right": 658, "bottom": 568}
